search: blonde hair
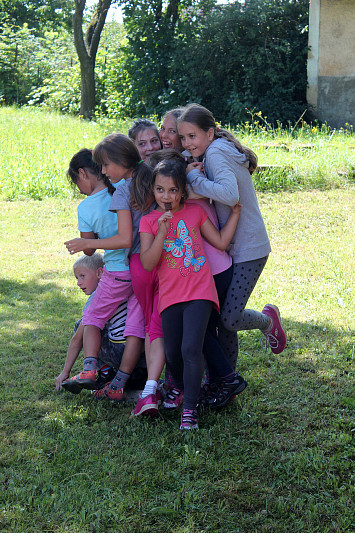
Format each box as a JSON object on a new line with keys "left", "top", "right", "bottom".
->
{"left": 73, "top": 253, "right": 104, "bottom": 273}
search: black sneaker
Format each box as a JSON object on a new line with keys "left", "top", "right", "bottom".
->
{"left": 95, "top": 367, "right": 117, "bottom": 390}
{"left": 62, "top": 374, "right": 83, "bottom": 395}
{"left": 202, "top": 373, "right": 248, "bottom": 410}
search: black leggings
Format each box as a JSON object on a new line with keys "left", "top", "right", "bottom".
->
{"left": 203, "top": 266, "right": 236, "bottom": 380}
{"left": 161, "top": 300, "right": 212, "bottom": 410}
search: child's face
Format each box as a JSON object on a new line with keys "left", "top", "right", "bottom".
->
{"left": 178, "top": 122, "right": 214, "bottom": 158}
{"left": 74, "top": 265, "right": 102, "bottom": 295}
{"left": 160, "top": 115, "right": 183, "bottom": 151}
{"left": 153, "top": 174, "right": 183, "bottom": 213}
{"left": 101, "top": 157, "right": 132, "bottom": 183}
{"left": 135, "top": 128, "right": 161, "bottom": 161}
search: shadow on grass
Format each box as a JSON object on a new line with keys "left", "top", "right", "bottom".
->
{"left": 1, "top": 276, "right": 354, "bottom": 533}
{"left": 0, "top": 274, "right": 353, "bottom": 398}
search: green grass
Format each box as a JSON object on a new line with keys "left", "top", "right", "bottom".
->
{"left": 1, "top": 106, "right": 354, "bottom": 200}
{"left": 0, "top": 188, "right": 354, "bottom": 532}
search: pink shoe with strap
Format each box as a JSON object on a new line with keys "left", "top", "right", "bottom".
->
{"left": 262, "top": 304, "right": 287, "bottom": 354}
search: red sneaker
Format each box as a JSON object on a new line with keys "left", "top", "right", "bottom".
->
{"left": 262, "top": 304, "right": 287, "bottom": 354}
{"left": 92, "top": 383, "right": 125, "bottom": 403}
{"left": 131, "top": 394, "right": 158, "bottom": 417}
{"left": 76, "top": 369, "right": 98, "bottom": 390}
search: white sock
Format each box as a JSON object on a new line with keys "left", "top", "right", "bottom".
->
{"left": 141, "top": 380, "right": 158, "bottom": 398}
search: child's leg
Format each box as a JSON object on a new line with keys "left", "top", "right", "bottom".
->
{"left": 221, "top": 257, "right": 269, "bottom": 332}
{"left": 163, "top": 300, "right": 212, "bottom": 411}
{"left": 217, "top": 323, "right": 239, "bottom": 370}
{"left": 221, "top": 257, "right": 286, "bottom": 355}
{"left": 161, "top": 304, "right": 184, "bottom": 390}
{"left": 181, "top": 300, "right": 213, "bottom": 410}
{"left": 204, "top": 266, "right": 234, "bottom": 381}
{"left": 95, "top": 292, "right": 145, "bottom": 398}
{"left": 130, "top": 255, "right": 166, "bottom": 415}
{"left": 80, "top": 269, "right": 134, "bottom": 388}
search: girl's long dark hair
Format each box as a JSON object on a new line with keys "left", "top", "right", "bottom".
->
{"left": 93, "top": 133, "right": 154, "bottom": 212}
{"left": 67, "top": 148, "right": 115, "bottom": 195}
{"left": 178, "top": 103, "right": 258, "bottom": 174}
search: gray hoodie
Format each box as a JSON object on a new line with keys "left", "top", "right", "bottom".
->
{"left": 186, "top": 138, "right": 271, "bottom": 263}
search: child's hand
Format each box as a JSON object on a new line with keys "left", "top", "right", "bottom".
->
{"left": 55, "top": 371, "right": 69, "bottom": 391}
{"left": 157, "top": 211, "right": 173, "bottom": 237}
{"left": 65, "top": 238, "right": 87, "bottom": 254}
{"left": 231, "top": 201, "right": 242, "bottom": 214}
{"left": 187, "top": 162, "right": 203, "bottom": 174}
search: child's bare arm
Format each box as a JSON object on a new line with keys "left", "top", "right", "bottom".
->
{"left": 55, "top": 323, "right": 84, "bottom": 390}
{"left": 140, "top": 212, "right": 172, "bottom": 271}
{"left": 65, "top": 211, "right": 132, "bottom": 255}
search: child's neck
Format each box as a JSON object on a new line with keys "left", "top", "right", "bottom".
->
{"left": 88, "top": 181, "right": 108, "bottom": 196}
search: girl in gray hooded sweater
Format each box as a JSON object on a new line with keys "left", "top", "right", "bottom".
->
{"left": 178, "top": 104, "right": 286, "bottom": 357}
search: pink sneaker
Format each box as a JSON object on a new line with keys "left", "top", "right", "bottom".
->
{"left": 262, "top": 304, "right": 287, "bottom": 354}
{"left": 180, "top": 409, "right": 198, "bottom": 430}
{"left": 131, "top": 394, "right": 159, "bottom": 417}
{"left": 163, "top": 388, "right": 184, "bottom": 409}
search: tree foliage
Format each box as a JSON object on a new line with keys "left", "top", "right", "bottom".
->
{"left": 0, "top": 0, "right": 73, "bottom": 34}
{"left": 120, "top": 0, "right": 309, "bottom": 124}
{"left": 0, "top": 0, "right": 309, "bottom": 125}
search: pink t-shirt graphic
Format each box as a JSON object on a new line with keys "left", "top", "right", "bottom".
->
{"left": 139, "top": 203, "right": 219, "bottom": 315}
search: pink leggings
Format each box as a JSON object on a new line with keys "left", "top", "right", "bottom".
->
{"left": 129, "top": 253, "right": 163, "bottom": 342}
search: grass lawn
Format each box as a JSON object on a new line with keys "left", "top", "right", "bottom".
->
{"left": 0, "top": 187, "right": 354, "bottom": 532}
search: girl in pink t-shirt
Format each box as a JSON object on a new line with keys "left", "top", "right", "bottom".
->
{"left": 139, "top": 158, "right": 241, "bottom": 430}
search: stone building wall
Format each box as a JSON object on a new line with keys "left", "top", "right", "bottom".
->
{"left": 307, "top": 0, "right": 355, "bottom": 128}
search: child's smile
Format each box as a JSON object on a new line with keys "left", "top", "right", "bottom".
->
{"left": 154, "top": 174, "right": 183, "bottom": 213}
{"left": 178, "top": 122, "right": 214, "bottom": 158}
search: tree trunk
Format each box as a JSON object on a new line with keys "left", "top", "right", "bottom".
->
{"left": 79, "top": 55, "right": 96, "bottom": 119}
{"left": 73, "top": 0, "right": 112, "bottom": 120}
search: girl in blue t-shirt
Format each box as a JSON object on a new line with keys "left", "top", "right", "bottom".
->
{"left": 64, "top": 148, "right": 148, "bottom": 394}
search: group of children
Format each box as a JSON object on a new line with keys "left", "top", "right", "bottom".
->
{"left": 56, "top": 104, "right": 287, "bottom": 430}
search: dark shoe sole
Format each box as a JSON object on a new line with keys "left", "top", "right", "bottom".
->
{"left": 76, "top": 379, "right": 98, "bottom": 390}
{"left": 62, "top": 380, "right": 83, "bottom": 395}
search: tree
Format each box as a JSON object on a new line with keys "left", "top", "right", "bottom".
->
{"left": 121, "top": 0, "right": 308, "bottom": 124}
{"left": 73, "top": 0, "right": 113, "bottom": 119}
{"left": 0, "top": 0, "right": 73, "bottom": 34}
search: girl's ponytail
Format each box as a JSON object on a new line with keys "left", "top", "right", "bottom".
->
{"left": 216, "top": 128, "right": 258, "bottom": 174}
{"left": 101, "top": 175, "right": 116, "bottom": 196}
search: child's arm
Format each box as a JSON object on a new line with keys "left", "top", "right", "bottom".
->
{"left": 200, "top": 202, "right": 241, "bottom": 250}
{"left": 140, "top": 212, "right": 172, "bottom": 271}
{"left": 65, "top": 211, "right": 133, "bottom": 255}
{"left": 186, "top": 153, "right": 240, "bottom": 206}
{"left": 55, "top": 323, "right": 84, "bottom": 390}
{"left": 80, "top": 231, "right": 97, "bottom": 256}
